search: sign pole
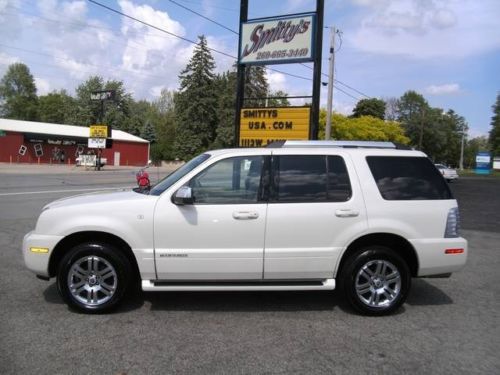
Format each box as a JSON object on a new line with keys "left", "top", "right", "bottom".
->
{"left": 310, "top": 0, "right": 324, "bottom": 140}
{"left": 234, "top": 0, "right": 249, "bottom": 147}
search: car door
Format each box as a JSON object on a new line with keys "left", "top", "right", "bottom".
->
{"left": 153, "top": 153, "right": 269, "bottom": 280}
{"left": 264, "top": 151, "right": 368, "bottom": 279}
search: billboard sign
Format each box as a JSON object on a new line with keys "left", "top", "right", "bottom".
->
{"left": 239, "top": 13, "right": 315, "bottom": 65}
{"left": 475, "top": 152, "right": 491, "bottom": 175}
{"left": 90, "top": 90, "right": 116, "bottom": 101}
{"left": 88, "top": 138, "right": 106, "bottom": 149}
{"left": 89, "top": 125, "right": 110, "bottom": 139}
{"left": 18, "top": 145, "right": 27, "bottom": 156}
{"left": 239, "top": 107, "right": 310, "bottom": 147}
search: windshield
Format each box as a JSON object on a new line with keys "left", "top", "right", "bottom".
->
{"left": 149, "top": 153, "right": 211, "bottom": 196}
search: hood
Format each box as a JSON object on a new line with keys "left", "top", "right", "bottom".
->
{"left": 42, "top": 189, "right": 156, "bottom": 211}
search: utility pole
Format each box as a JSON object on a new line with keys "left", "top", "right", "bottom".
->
{"left": 459, "top": 126, "right": 466, "bottom": 170}
{"left": 419, "top": 107, "right": 425, "bottom": 150}
{"left": 325, "top": 26, "right": 336, "bottom": 140}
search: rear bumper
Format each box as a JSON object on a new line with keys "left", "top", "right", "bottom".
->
{"left": 23, "top": 231, "right": 64, "bottom": 278}
{"left": 410, "top": 237, "right": 467, "bottom": 277}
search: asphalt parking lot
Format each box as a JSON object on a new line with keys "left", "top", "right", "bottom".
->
{"left": 0, "top": 164, "right": 499, "bottom": 374}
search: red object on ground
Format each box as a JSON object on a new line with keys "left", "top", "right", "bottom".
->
{"left": 136, "top": 169, "right": 150, "bottom": 189}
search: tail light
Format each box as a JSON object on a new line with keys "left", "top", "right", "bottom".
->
{"left": 444, "top": 207, "right": 460, "bottom": 238}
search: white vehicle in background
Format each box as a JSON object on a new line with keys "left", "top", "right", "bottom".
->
{"left": 435, "top": 164, "right": 459, "bottom": 182}
{"left": 23, "top": 141, "right": 467, "bottom": 316}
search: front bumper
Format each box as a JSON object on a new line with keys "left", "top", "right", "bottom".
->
{"left": 23, "top": 231, "right": 64, "bottom": 278}
{"left": 410, "top": 237, "right": 468, "bottom": 276}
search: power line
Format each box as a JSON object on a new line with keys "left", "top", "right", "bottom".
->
{"left": 2, "top": 6, "right": 173, "bottom": 56}
{"left": 299, "top": 62, "right": 370, "bottom": 99}
{"left": 0, "top": 43, "right": 174, "bottom": 83}
{"left": 161, "top": 0, "right": 370, "bottom": 101}
{"left": 7, "top": 0, "right": 368, "bottom": 102}
{"left": 168, "top": 0, "right": 238, "bottom": 34}
{"left": 87, "top": 1, "right": 314, "bottom": 83}
{"left": 88, "top": 0, "right": 363, "bottom": 102}
{"left": 175, "top": 0, "right": 238, "bottom": 12}
{"left": 88, "top": 0, "right": 236, "bottom": 60}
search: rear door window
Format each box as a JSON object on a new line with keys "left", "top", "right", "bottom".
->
{"left": 272, "top": 155, "right": 351, "bottom": 203}
{"left": 366, "top": 156, "right": 452, "bottom": 200}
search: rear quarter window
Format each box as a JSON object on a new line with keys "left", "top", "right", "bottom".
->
{"left": 366, "top": 156, "right": 452, "bottom": 200}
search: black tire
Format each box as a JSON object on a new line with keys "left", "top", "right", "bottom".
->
{"left": 57, "top": 242, "right": 132, "bottom": 313}
{"left": 339, "top": 246, "right": 411, "bottom": 316}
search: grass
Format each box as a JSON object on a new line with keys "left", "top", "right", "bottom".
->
{"left": 459, "top": 169, "right": 500, "bottom": 178}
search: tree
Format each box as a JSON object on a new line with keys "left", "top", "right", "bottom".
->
{"left": 213, "top": 71, "right": 237, "bottom": 148}
{"left": 267, "top": 90, "right": 290, "bottom": 107}
{"left": 140, "top": 120, "right": 156, "bottom": 143}
{"left": 395, "top": 90, "right": 468, "bottom": 164}
{"left": 71, "top": 75, "right": 104, "bottom": 126}
{"left": 489, "top": 93, "right": 500, "bottom": 156}
{"left": 38, "top": 90, "right": 75, "bottom": 124}
{"left": 464, "top": 136, "right": 489, "bottom": 168}
{"left": 384, "top": 97, "right": 399, "bottom": 121}
{"left": 396, "top": 90, "right": 429, "bottom": 149}
{"left": 439, "top": 110, "right": 467, "bottom": 166}
{"left": 244, "top": 66, "right": 269, "bottom": 107}
{"left": 351, "top": 98, "right": 386, "bottom": 120}
{"left": 151, "top": 89, "right": 177, "bottom": 160}
{"left": 102, "top": 80, "right": 132, "bottom": 130}
{"left": 319, "top": 110, "right": 409, "bottom": 144}
{"left": 0, "top": 62, "right": 38, "bottom": 120}
{"left": 174, "top": 35, "right": 218, "bottom": 160}
{"left": 71, "top": 76, "right": 132, "bottom": 129}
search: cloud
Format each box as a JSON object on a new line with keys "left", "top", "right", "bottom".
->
{"left": 0, "top": 0, "right": 23, "bottom": 43}
{"left": 119, "top": 0, "right": 186, "bottom": 72}
{"left": 425, "top": 83, "right": 461, "bottom": 95}
{"left": 0, "top": 52, "right": 19, "bottom": 67}
{"left": 205, "top": 35, "right": 237, "bottom": 73}
{"left": 348, "top": 0, "right": 500, "bottom": 59}
{"left": 266, "top": 70, "right": 287, "bottom": 92}
{"left": 333, "top": 100, "right": 355, "bottom": 116}
{"left": 431, "top": 9, "right": 457, "bottom": 29}
{"left": 34, "top": 77, "right": 51, "bottom": 95}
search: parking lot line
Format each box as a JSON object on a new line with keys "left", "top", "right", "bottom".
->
{"left": 0, "top": 186, "right": 131, "bottom": 196}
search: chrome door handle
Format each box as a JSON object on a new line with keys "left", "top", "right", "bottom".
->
{"left": 335, "top": 209, "right": 359, "bottom": 218}
{"left": 232, "top": 211, "right": 259, "bottom": 220}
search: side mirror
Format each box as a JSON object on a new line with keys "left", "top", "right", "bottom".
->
{"left": 172, "top": 186, "right": 194, "bottom": 205}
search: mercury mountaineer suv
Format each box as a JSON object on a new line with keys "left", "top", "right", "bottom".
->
{"left": 23, "top": 141, "right": 467, "bottom": 315}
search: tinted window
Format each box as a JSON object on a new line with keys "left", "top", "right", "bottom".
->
{"left": 189, "top": 156, "right": 264, "bottom": 204}
{"left": 327, "top": 156, "right": 352, "bottom": 201}
{"left": 150, "top": 153, "right": 210, "bottom": 196}
{"left": 367, "top": 156, "right": 452, "bottom": 200}
{"left": 274, "top": 155, "right": 351, "bottom": 203}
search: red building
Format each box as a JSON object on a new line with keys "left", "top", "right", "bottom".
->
{"left": 0, "top": 119, "right": 149, "bottom": 166}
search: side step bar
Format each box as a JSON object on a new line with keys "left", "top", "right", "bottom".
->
{"left": 142, "top": 279, "right": 335, "bottom": 292}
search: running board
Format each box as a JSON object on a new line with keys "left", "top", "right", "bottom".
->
{"left": 142, "top": 279, "right": 335, "bottom": 292}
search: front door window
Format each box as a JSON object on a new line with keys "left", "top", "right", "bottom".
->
{"left": 189, "top": 156, "right": 264, "bottom": 204}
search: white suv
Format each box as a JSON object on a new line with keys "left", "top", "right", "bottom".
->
{"left": 23, "top": 141, "right": 467, "bottom": 315}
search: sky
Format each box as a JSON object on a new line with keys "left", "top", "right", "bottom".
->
{"left": 0, "top": 0, "right": 499, "bottom": 137}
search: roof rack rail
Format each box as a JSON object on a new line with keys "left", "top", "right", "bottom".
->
{"left": 270, "top": 140, "right": 397, "bottom": 149}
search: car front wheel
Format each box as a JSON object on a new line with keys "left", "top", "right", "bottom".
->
{"left": 340, "top": 246, "right": 411, "bottom": 316}
{"left": 57, "top": 243, "right": 131, "bottom": 313}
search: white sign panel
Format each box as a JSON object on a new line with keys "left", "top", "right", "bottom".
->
{"left": 88, "top": 138, "right": 106, "bottom": 149}
{"left": 475, "top": 155, "right": 491, "bottom": 163}
{"left": 239, "top": 14, "right": 315, "bottom": 65}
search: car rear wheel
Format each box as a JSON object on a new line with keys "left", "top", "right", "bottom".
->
{"left": 340, "top": 246, "right": 411, "bottom": 316}
{"left": 57, "top": 243, "right": 131, "bottom": 313}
